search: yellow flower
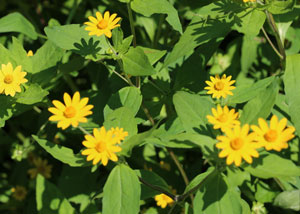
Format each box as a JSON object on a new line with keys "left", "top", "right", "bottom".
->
{"left": 84, "top": 11, "right": 121, "bottom": 38}
{"left": 251, "top": 115, "right": 295, "bottom": 152}
{"left": 28, "top": 157, "right": 52, "bottom": 179}
{"left": 27, "top": 50, "right": 33, "bottom": 56}
{"left": 207, "top": 105, "right": 240, "bottom": 132}
{"left": 154, "top": 193, "right": 174, "bottom": 208}
{"left": 216, "top": 124, "right": 260, "bottom": 166}
{"left": 11, "top": 186, "right": 27, "bottom": 201}
{"left": 48, "top": 92, "right": 94, "bottom": 130}
{"left": 243, "top": 0, "right": 256, "bottom": 2}
{"left": 0, "top": 62, "right": 28, "bottom": 97}
{"left": 204, "top": 74, "right": 235, "bottom": 99}
{"left": 111, "top": 127, "right": 128, "bottom": 144}
{"left": 81, "top": 126, "right": 127, "bottom": 166}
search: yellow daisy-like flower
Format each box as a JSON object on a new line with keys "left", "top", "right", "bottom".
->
{"left": 0, "top": 62, "right": 28, "bottom": 97}
{"left": 216, "top": 124, "right": 260, "bottom": 166}
{"left": 48, "top": 92, "right": 94, "bottom": 130}
{"left": 154, "top": 193, "right": 174, "bottom": 208}
{"left": 207, "top": 105, "right": 240, "bottom": 132}
{"left": 251, "top": 115, "right": 295, "bottom": 152}
{"left": 111, "top": 127, "right": 129, "bottom": 144}
{"left": 27, "top": 50, "right": 33, "bottom": 57}
{"left": 11, "top": 186, "right": 27, "bottom": 201}
{"left": 84, "top": 11, "right": 121, "bottom": 38}
{"left": 82, "top": 126, "right": 127, "bottom": 166}
{"left": 243, "top": 0, "right": 256, "bottom": 2}
{"left": 204, "top": 74, "right": 235, "bottom": 99}
{"left": 27, "top": 157, "right": 53, "bottom": 179}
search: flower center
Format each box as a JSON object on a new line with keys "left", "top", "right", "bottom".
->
{"left": 214, "top": 81, "right": 225, "bottom": 91}
{"left": 264, "top": 129, "right": 278, "bottom": 142}
{"left": 95, "top": 141, "right": 106, "bottom": 153}
{"left": 64, "top": 106, "right": 76, "bottom": 118}
{"left": 97, "top": 19, "right": 108, "bottom": 29}
{"left": 4, "top": 74, "right": 13, "bottom": 84}
{"left": 37, "top": 166, "right": 46, "bottom": 174}
{"left": 217, "top": 113, "right": 228, "bottom": 123}
{"left": 230, "top": 138, "right": 244, "bottom": 150}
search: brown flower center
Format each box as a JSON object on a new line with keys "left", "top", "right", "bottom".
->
{"left": 37, "top": 166, "right": 46, "bottom": 174}
{"left": 264, "top": 129, "right": 277, "bottom": 142}
{"left": 4, "top": 74, "right": 13, "bottom": 84}
{"left": 214, "top": 81, "right": 224, "bottom": 91}
{"left": 217, "top": 113, "right": 228, "bottom": 123}
{"left": 230, "top": 138, "right": 244, "bottom": 150}
{"left": 95, "top": 141, "right": 106, "bottom": 153}
{"left": 97, "top": 19, "right": 108, "bottom": 29}
{"left": 64, "top": 106, "right": 76, "bottom": 118}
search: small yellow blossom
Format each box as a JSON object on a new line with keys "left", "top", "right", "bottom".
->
{"left": 0, "top": 62, "right": 28, "bottom": 97}
{"left": 11, "top": 186, "right": 27, "bottom": 201}
{"left": 154, "top": 193, "right": 174, "bottom": 208}
{"left": 27, "top": 50, "right": 33, "bottom": 56}
{"left": 111, "top": 127, "right": 128, "bottom": 144}
{"left": 216, "top": 124, "right": 260, "bottom": 166}
{"left": 204, "top": 74, "right": 235, "bottom": 99}
{"left": 84, "top": 11, "right": 121, "bottom": 38}
{"left": 243, "top": 0, "right": 256, "bottom": 2}
{"left": 28, "top": 157, "right": 52, "bottom": 179}
{"left": 48, "top": 92, "right": 94, "bottom": 130}
{"left": 251, "top": 115, "right": 295, "bottom": 152}
{"left": 82, "top": 126, "right": 127, "bottom": 166}
{"left": 207, "top": 105, "right": 240, "bottom": 132}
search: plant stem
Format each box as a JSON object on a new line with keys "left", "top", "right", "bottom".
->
{"left": 65, "top": 0, "right": 78, "bottom": 24}
{"left": 261, "top": 27, "right": 283, "bottom": 59}
{"left": 153, "top": 14, "right": 165, "bottom": 48}
{"left": 37, "top": 33, "right": 48, "bottom": 40}
{"left": 78, "top": 125, "right": 91, "bottom": 135}
{"left": 274, "top": 177, "right": 286, "bottom": 191}
{"left": 127, "top": 2, "right": 136, "bottom": 48}
{"left": 62, "top": 73, "right": 79, "bottom": 92}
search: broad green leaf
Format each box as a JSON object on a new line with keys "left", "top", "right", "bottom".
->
{"left": 268, "top": 0, "right": 295, "bottom": 14}
{"left": 284, "top": 54, "right": 300, "bottom": 135}
{"left": 228, "top": 76, "right": 275, "bottom": 104}
{"left": 273, "top": 190, "right": 300, "bottom": 211}
{"left": 193, "top": 173, "right": 242, "bottom": 214}
{"left": 140, "top": 46, "right": 167, "bottom": 65}
{"left": 10, "top": 37, "right": 32, "bottom": 72}
{"left": 244, "top": 152, "right": 300, "bottom": 179}
{"left": 240, "top": 79, "right": 278, "bottom": 125}
{"left": 104, "top": 107, "right": 138, "bottom": 137}
{"left": 15, "top": 84, "right": 48, "bottom": 105}
{"left": 36, "top": 175, "right": 76, "bottom": 214}
{"left": 122, "top": 47, "right": 156, "bottom": 76}
{"left": 173, "top": 91, "right": 215, "bottom": 133}
{"left": 131, "top": 0, "right": 182, "bottom": 33}
{"left": 163, "top": 16, "right": 231, "bottom": 68}
{"left": 32, "top": 135, "right": 89, "bottom": 167}
{"left": 241, "top": 35, "right": 260, "bottom": 73}
{"left": 0, "top": 12, "right": 37, "bottom": 39}
{"left": 104, "top": 86, "right": 142, "bottom": 117}
{"left": 135, "top": 170, "right": 169, "bottom": 200}
{"left": 103, "top": 164, "right": 140, "bottom": 214}
{"left": 255, "top": 181, "right": 278, "bottom": 203}
{"left": 0, "top": 43, "right": 15, "bottom": 65}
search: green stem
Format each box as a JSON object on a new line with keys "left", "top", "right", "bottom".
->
{"left": 78, "top": 125, "right": 91, "bottom": 136}
{"left": 65, "top": 0, "right": 78, "bottom": 24}
{"left": 261, "top": 27, "right": 283, "bottom": 59}
{"left": 37, "top": 33, "right": 48, "bottom": 40}
{"left": 62, "top": 73, "right": 78, "bottom": 92}
{"left": 274, "top": 177, "right": 286, "bottom": 191}
{"left": 153, "top": 14, "right": 165, "bottom": 48}
{"left": 127, "top": 2, "right": 136, "bottom": 48}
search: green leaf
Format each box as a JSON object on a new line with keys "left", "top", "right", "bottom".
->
{"left": 163, "top": 16, "right": 231, "bottom": 68}
{"left": 103, "top": 164, "right": 140, "bottom": 214}
{"left": 241, "top": 35, "right": 260, "bottom": 73}
{"left": 267, "top": 0, "right": 295, "bottom": 15}
{"left": 0, "top": 12, "right": 37, "bottom": 39}
{"left": 284, "top": 54, "right": 300, "bottom": 135}
{"left": 255, "top": 181, "right": 278, "bottom": 203}
{"left": 240, "top": 79, "right": 278, "bottom": 125}
{"left": 131, "top": 0, "right": 182, "bottom": 33}
{"left": 32, "top": 135, "right": 89, "bottom": 167}
{"left": 122, "top": 47, "right": 156, "bottom": 76}
{"left": 173, "top": 91, "right": 215, "bottom": 133}
{"left": 104, "top": 86, "right": 142, "bottom": 117}
{"left": 10, "top": 37, "right": 32, "bottom": 72}
{"left": 104, "top": 107, "right": 138, "bottom": 137}
{"left": 228, "top": 76, "right": 275, "bottom": 104}
{"left": 0, "top": 43, "right": 15, "bottom": 66}
{"left": 15, "top": 84, "right": 48, "bottom": 105}
{"left": 273, "top": 190, "right": 300, "bottom": 211}
{"left": 36, "top": 175, "right": 76, "bottom": 214}
{"left": 140, "top": 46, "right": 167, "bottom": 65}
{"left": 244, "top": 152, "right": 300, "bottom": 179}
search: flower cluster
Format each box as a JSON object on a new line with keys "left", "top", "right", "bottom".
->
{"left": 205, "top": 75, "right": 295, "bottom": 166}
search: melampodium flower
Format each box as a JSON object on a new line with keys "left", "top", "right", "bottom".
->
{"left": 27, "top": 50, "right": 33, "bottom": 56}
{"left": 154, "top": 193, "right": 174, "bottom": 208}
{"left": 207, "top": 105, "right": 240, "bottom": 132}
{"left": 28, "top": 157, "right": 52, "bottom": 179}
{"left": 216, "top": 124, "right": 260, "bottom": 166}
{"left": 11, "top": 186, "right": 27, "bottom": 201}
{"left": 204, "top": 74, "right": 235, "bottom": 99}
{"left": 243, "top": 0, "right": 256, "bottom": 2}
{"left": 84, "top": 11, "right": 121, "bottom": 38}
{"left": 48, "top": 92, "right": 94, "bottom": 130}
{"left": 82, "top": 126, "right": 127, "bottom": 166}
{"left": 0, "top": 62, "right": 28, "bottom": 97}
{"left": 251, "top": 115, "right": 295, "bottom": 152}
{"left": 111, "top": 127, "right": 128, "bottom": 144}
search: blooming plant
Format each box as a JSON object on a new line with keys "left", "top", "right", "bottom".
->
{"left": 1, "top": 0, "right": 300, "bottom": 214}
